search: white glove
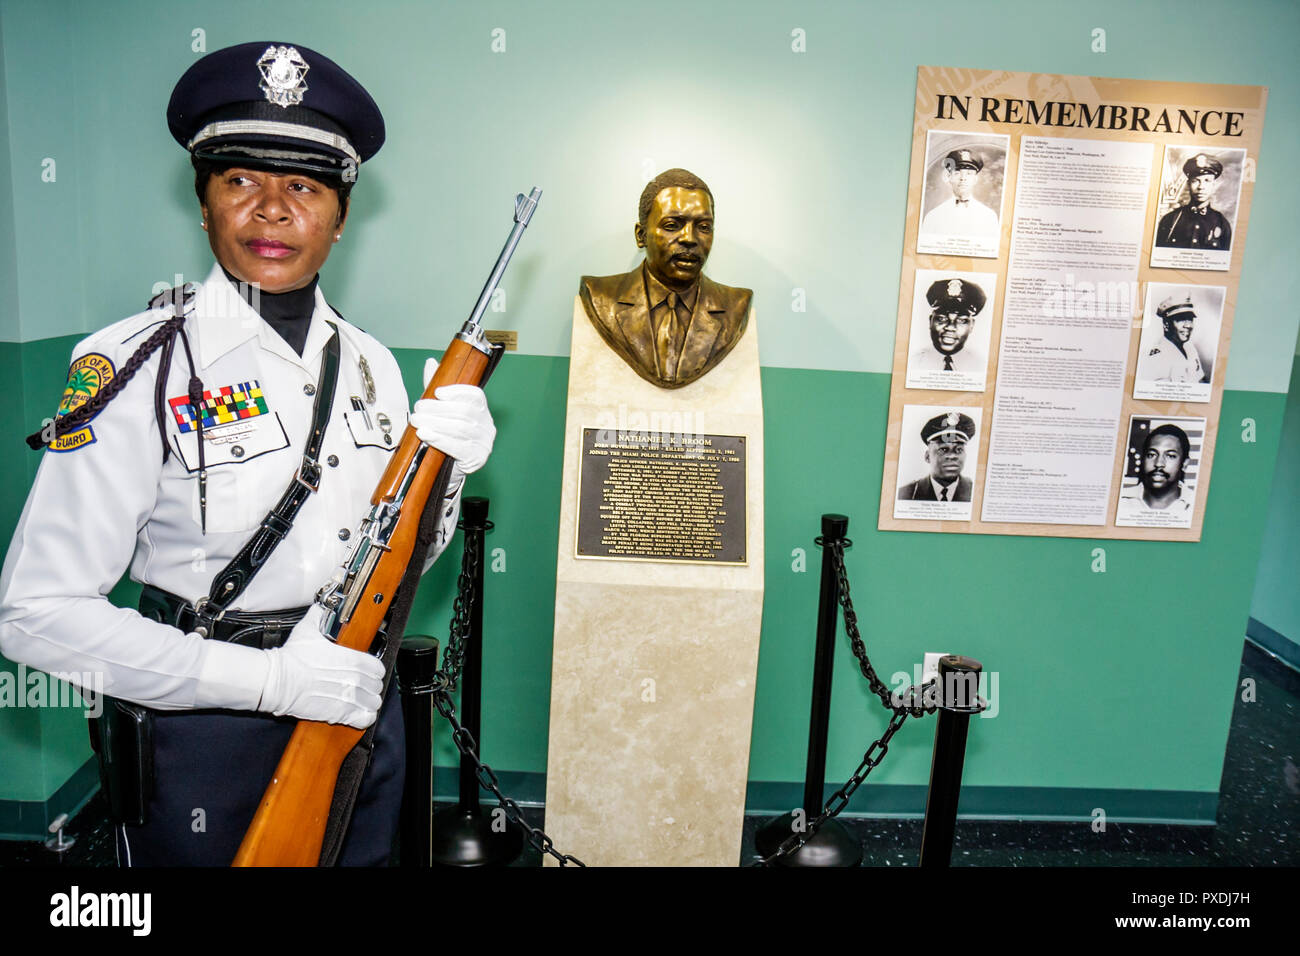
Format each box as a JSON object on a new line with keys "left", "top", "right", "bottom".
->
{"left": 257, "top": 605, "right": 385, "bottom": 728}
{"left": 409, "top": 356, "right": 496, "bottom": 476}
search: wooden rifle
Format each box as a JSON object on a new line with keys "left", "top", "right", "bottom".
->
{"left": 232, "top": 187, "right": 542, "bottom": 866}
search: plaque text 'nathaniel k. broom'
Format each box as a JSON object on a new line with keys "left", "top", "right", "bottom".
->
{"left": 576, "top": 429, "right": 747, "bottom": 564}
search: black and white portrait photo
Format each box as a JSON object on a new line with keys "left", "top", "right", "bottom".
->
{"left": 1114, "top": 416, "right": 1205, "bottom": 529}
{"left": 916, "top": 130, "right": 1009, "bottom": 259}
{"left": 905, "top": 270, "right": 997, "bottom": 393}
{"left": 894, "top": 405, "right": 982, "bottom": 522}
{"left": 1133, "top": 283, "right": 1224, "bottom": 403}
{"left": 1150, "top": 145, "right": 1247, "bottom": 272}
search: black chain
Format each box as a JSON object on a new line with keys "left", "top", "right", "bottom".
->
{"left": 430, "top": 525, "right": 586, "bottom": 867}
{"left": 431, "top": 530, "right": 924, "bottom": 868}
{"left": 753, "top": 709, "right": 909, "bottom": 866}
{"left": 754, "top": 535, "right": 936, "bottom": 865}
{"left": 827, "top": 538, "right": 936, "bottom": 718}
{"left": 436, "top": 526, "right": 476, "bottom": 696}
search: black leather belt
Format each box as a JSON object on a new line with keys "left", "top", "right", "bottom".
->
{"left": 139, "top": 585, "right": 308, "bottom": 650}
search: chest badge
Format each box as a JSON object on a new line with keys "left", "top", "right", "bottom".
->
{"left": 359, "top": 355, "right": 377, "bottom": 405}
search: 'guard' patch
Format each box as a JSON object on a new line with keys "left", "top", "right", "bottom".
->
{"left": 170, "top": 381, "right": 269, "bottom": 433}
{"left": 51, "top": 352, "right": 115, "bottom": 452}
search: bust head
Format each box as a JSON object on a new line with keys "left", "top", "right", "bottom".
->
{"left": 635, "top": 169, "right": 715, "bottom": 292}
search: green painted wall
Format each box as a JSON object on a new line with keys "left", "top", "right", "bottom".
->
{"left": 3, "top": 0, "right": 1298, "bottom": 390}
{"left": 0, "top": 8, "right": 18, "bottom": 342}
{"left": 1250, "top": 362, "right": 1300, "bottom": 648}
{"left": 0, "top": 337, "right": 1287, "bottom": 815}
{"left": 1, "top": 0, "right": 1298, "bottom": 826}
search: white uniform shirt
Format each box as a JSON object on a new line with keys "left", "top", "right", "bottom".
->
{"left": 920, "top": 197, "right": 1000, "bottom": 237}
{"left": 1143, "top": 339, "right": 1205, "bottom": 383}
{"left": 0, "top": 264, "right": 462, "bottom": 711}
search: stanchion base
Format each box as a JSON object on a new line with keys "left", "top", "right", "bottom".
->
{"left": 754, "top": 814, "right": 861, "bottom": 867}
{"left": 430, "top": 805, "right": 524, "bottom": 867}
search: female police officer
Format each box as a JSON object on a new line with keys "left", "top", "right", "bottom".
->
{"left": 0, "top": 42, "right": 492, "bottom": 865}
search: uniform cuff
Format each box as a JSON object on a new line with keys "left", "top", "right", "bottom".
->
{"left": 192, "top": 638, "right": 271, "bottom": 711}
{"left": 445, "top": 470, "right": 466, "bottom": 498}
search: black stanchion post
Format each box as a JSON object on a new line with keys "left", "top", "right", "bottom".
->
{"left": 397, "top": 634, "right": 439, "bottom": 867}
{"left": 919, "top": 654, "right": 983, "bottom": 868}
{"left": 430, "top": 496, "right": 523, "bottom": 867}
{"left": 754, "top": 513, "right": 862, "bottom": 866}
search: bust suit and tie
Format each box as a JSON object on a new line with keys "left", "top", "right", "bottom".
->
{"left": 579, "top": 168, "right": 752, "bottom": 389}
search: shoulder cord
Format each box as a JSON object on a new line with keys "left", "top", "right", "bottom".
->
{"left": 26, "top": 286, "right": 205, "bottom": 474}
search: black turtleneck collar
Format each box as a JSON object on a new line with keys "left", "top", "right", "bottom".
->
{"left": 222, "top": 267, "right": 319, "bottom": 357}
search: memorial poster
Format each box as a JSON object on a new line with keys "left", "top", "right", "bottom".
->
{"left": 880, "top": 67, "right": 1267, "bottom": 541}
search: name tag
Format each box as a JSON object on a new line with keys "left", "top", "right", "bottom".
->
{"left": 171, "top": 413, "right": 291, "bottom": 472}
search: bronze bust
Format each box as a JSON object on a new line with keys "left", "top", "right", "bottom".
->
{"left": 580, "top": 168, "right": 752, "bottom": 389}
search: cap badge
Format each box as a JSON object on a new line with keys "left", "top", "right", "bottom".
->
{"left": 945, "top": 412, "right": 959, "bottom": 427}
{"left": 1195, "top": 154, "right": 1208, "bottom": 167}
{"left": 257, "top": 45, "right": 310, "bottom": 108}
{"left": 947, "top": 279, "right": 962, "bottom": 298}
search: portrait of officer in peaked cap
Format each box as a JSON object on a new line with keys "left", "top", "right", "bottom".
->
{"left": 905, "top": 270, "right": 997, "bottom": 392}
{"left": 0, "top": 41, "right": 498, "bottom": 867}
{"left": 1133, "top": 282, "right": 1224, "bottom": 404}
{"left": 1156, "top": 154, "right": 1232, "bottom": 249}
{"left": 1151, "top": 146, "right": 1246, "bottom": 271}
{"left": 917, "top": 131, "right": 1009, "bottom": 259}
{"left": 894, "top": 406, "right": 982, "bottom": 521}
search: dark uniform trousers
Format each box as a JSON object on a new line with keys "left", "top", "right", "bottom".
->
{"left": 116, "top": 687, "right": 405, "bottom": 867}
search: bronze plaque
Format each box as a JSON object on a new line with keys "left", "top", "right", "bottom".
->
{"left": 484, "top": 329, "right": 518, "bottom": 351}
{"left": 576, "top": 428, "right": 746, "bottom": 564}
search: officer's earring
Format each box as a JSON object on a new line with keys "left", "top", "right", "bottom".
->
{"left": 201, "top": 220, "right": 207, "bottom": 230}
{"left": 334, "top": 234, "right": 341, "bottom": 242}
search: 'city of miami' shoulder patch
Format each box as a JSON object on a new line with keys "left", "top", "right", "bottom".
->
{"left": 50, "top": 352, "right": 116, "bottom": 452}
{"left": 169, "top": 381, "right": 269, "bottom": 433}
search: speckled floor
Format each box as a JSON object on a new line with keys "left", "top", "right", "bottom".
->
{"left": 3, "top": 639, "right": 1295, "bottom": 868}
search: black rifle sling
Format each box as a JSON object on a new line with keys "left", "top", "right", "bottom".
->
{"left": 196, "top": 323, "right": 341, "bottom": 628}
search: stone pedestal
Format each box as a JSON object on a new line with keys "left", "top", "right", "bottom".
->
{"left": 543, "top": 298, "right": 764, "bottom": 866}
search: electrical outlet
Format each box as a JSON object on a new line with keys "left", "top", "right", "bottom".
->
{"left": 922, "top": 652, "right": 950, "bottom": 685}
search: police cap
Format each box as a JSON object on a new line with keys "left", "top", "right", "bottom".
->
{"left": 943, "top": 149, "right": 983, "bottom": 173}
{"left": 921, "top": 411, "right": 976, "bottom": 445}
{"left": 1182, "top": 154, "right": 1223, "bottom": 179}
{"left": 1156, "top": 293, "right": 1196, "bottom": 322}
{"left": 926, "top": 277, "right": 987, "bottom": 317}
{"left": 168, "top": 42, "right": 384, "bottom": 181}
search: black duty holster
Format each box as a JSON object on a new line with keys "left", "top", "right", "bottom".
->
{"left": 87, "top": 697, "right": 155, "bottom": 827}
